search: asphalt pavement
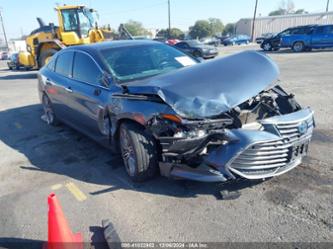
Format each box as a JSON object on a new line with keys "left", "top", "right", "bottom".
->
{"left": 0, "top": 45, "right": 332, "bottom": 247}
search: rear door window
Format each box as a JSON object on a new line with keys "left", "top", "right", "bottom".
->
{"left": 73, "top": 52, "right": 103, "bottom": 85}
{"left": 55, "top": 51, "right": 74, "bottom": 77}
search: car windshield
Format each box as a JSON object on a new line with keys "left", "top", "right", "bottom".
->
{"left": 279, "top": 29, "right": 293, "bottom": 36}
{"left": 101, "top": 43, "right": 197, "bottom": 83}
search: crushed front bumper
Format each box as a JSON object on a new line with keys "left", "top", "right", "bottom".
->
{"left": 159, "top": 108, "right": 315, "bottom": 182}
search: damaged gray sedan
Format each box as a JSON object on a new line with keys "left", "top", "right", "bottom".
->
{"left": 38, "top": 40, "right": 314, "bottom": 182}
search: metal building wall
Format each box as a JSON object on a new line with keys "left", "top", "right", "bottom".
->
{"left": 236, "top": 12, "right": 333, "bottom": 39}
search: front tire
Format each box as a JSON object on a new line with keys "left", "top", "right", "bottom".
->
{"left": 119, "top": 122, "right": 158, "bottom": 182}
{"left": 263, "top": 42, "right": 272, "bottom": 51}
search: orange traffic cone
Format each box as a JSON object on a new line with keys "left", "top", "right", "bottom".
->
{"left": 47, "top": 193, "right": 83, "bottom": 249}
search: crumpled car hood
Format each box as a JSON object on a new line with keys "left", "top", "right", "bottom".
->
{"left": 125, "top": 51, "right": 280, "bottom": 119}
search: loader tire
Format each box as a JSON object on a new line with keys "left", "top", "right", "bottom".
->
{"left": 39, "top": 48, "right": 58, "bottom": 68}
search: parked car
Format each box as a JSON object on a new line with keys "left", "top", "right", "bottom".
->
{"left": 174, "top": 40, "right": 218, "bottom": 59}
{"left": 223, "top": 35, "right": 251, "bottom": 46}
{"left": 7, "top": 53, "right": 32, "bottom": 70}
{"left": 1, "top": 51, "right": 9, "bottom": 60}
{"left": 280, "top": 24, "right": 333, "bottom": 52}
{"left": 200, "top": 37, "right": 221, "bottom": 47}
{"left": 38, "top": 40, "right": 314, "bottom": 183}
{"left": 165, "top": 39, "right": 180, "bottom": 45}
{"left": 255, "top": 33, "right": 275, "bottom": 44}
{"left": 7, "top": 53, "right": 20, "bottom": 70}
{"left": 261, "top": 25, "right": 316, "bottom": 51}
{"left": 216, "top": 35, "right": 230, "bottom": 44}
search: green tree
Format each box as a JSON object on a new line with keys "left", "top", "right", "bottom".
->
{"left": 269, "top": 0, "right": 307, "bottom": 16}
{"left": 222, "top": 23, "right": 235, "bottom": 35}
{"left": 269, "top": 9, "right": 286, "bottom": 16}
{"left": 156, "top": 28, "right": 185, "bottom": 39}
{"left": 122, "top": 20, "right": 149, "bottom": 36}
{"left": 295, "top": 9, "right": 308, "bottom": 14}
{"left": 189, "top": 20, "right": 212, "bottom": 39}
{"left": 208, "top": 18, "right": 224, "bottom": 35}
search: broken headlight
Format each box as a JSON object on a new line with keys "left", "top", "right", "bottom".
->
{"left": 148, "top": 114, "right": 209, "bottom": 140}
{"left": 174, "top": 129, "right": 207, "bottom": 139}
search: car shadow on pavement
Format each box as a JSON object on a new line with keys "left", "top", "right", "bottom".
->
{"left": 0, "top": 104, "right": 263, "bottom": 200}
{"left": 0, "top": 72, "right": 37, "bottom": 80}
{"left": 0, "top": 237, "right": 44, "bottom": 249}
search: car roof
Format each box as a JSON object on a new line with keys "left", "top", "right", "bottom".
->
{"left": 67, "top": 40, "right": 161, "bottom": 53}
{"left": 289, "top": 24, "right": 318, "bottom": 29}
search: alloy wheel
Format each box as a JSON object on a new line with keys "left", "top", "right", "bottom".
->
{"left": 42, "top": 95, "right": 54, "bottom": 125}
{"left": 120, "top": 128, "right": 136, "bottom": 176}
{"left": 263, "top": 43, "right": 272, "bottom": 51}
{"left": 293, "top": 42, "right": 304, "bottom": 52}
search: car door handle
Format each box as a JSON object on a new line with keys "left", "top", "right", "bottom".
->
{"left": 65, "top": 87, "right": 73, "bottom": 93}
{"left": 94, "top": 88, "right": 102, "bottom": 96}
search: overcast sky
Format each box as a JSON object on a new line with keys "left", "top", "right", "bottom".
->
{"left": 0, "top": 0, "right": 331, "bottom": 39}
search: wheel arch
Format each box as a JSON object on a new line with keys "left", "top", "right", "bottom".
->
{"left": 113, "top": 118, "right": 146, "bottom": 142}
{"left": 292, "top": 40, "right": 305, "bottom": 51}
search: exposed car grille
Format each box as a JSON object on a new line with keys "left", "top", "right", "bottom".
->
{"left": 276, "top": 116, "right": 314, "bottom": 143}
{"left": 229, "top": 114, "right": 314, "bottom": 179}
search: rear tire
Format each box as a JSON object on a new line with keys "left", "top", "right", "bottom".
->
{"left": 292, "top": 41, "right": 305, "bottom": 52}
{"left": 39, "top": 48, "right": 58, "bottom": 68}
{"left": 42, "top": 94, "right": 59, "bottom": 126}
{"left": 119, "top": 122, "right": 158, "bottom": 182}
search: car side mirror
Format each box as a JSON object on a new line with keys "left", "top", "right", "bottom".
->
{"left": 100, "top": 72, "right": 111, "bottom": 88}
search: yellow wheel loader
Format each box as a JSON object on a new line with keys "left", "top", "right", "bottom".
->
{"left": 19, "top": 5, "right": 127, "bottom": 69}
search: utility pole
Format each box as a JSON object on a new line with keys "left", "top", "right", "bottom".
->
{"left": 251, "top": 0, "right": 258, "bottom": 42}
{"left": 326, "top": 0, "right": 330, "bottom": 12}
{"left": 0, "top": 8, "right": 8, "bottom": 51}
{"left": 168, "top": 0, "right": 171, "bottom": 38}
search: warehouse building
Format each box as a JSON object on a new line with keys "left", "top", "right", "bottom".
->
{"left": 236, "top": 11, "right": 333, "bottom": 39}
